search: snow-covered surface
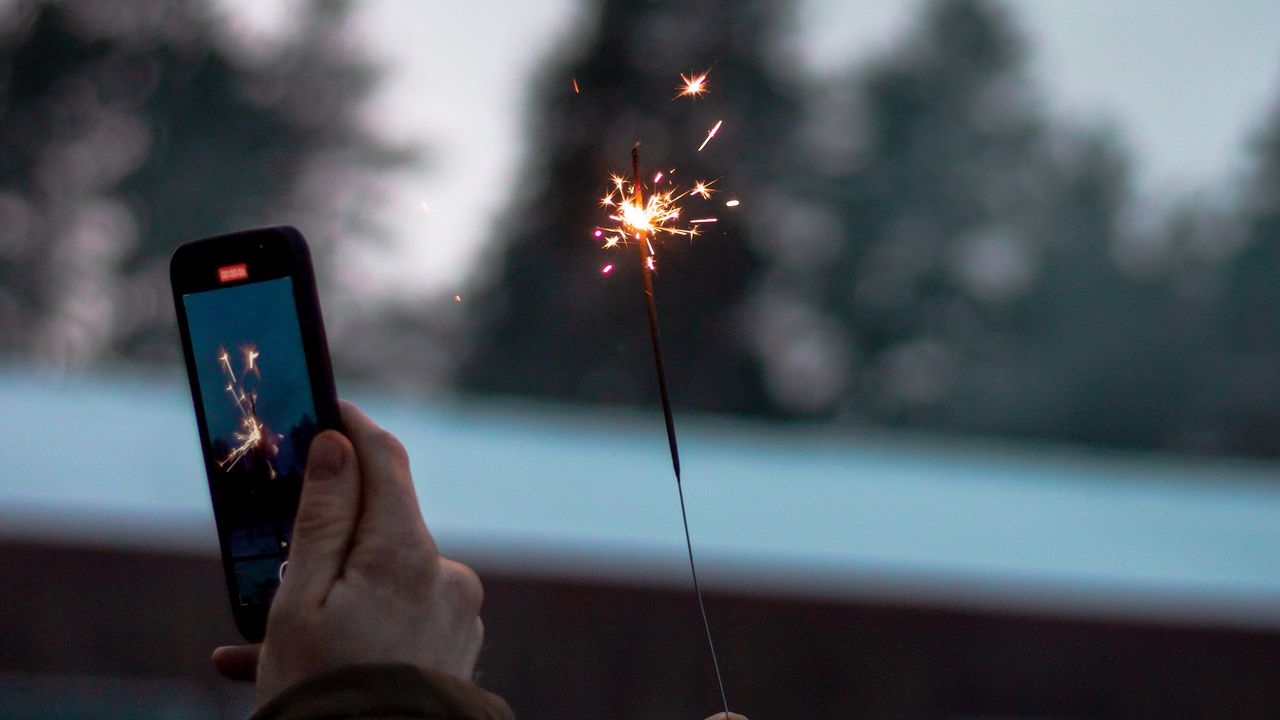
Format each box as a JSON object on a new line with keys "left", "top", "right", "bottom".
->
{"left": 5, "top": 369, "right": 1280, "bottom": 628}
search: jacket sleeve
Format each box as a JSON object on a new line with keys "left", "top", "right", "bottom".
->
{"left": 250, "top": 663, "right": 516, "bottom": 720}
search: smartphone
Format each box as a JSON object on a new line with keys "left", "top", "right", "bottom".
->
{"left": 170, "top": 226, "right": 341, "bottom": 642}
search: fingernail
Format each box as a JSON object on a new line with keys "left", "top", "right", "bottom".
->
{"left": 308, "top": 434, "right": 346, "bottom": 479}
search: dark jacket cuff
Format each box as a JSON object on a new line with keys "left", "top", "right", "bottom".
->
{"left": 251, "top": 663, "right": 515, "bottom": 720}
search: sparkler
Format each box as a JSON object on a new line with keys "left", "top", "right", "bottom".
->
{"left": 216, "top": 344, "right": 282, "bottom": 480}
{"left": 596, "top": 146, "right": 731, "bottom": 719}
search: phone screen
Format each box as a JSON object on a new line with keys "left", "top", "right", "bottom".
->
{"left": 183, "top": 275, "right": 318, "bottom": 607}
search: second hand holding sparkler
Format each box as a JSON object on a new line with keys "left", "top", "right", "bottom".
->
{"left": 630, "top": 146, "right": 732, "bottom": 719}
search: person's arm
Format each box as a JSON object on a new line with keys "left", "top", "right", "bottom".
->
{"left": 211, "top": 401, "right": 513, "bottom": 719}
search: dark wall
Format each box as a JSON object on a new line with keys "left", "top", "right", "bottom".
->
{"left": 2, "top": 540, "right": 1279, "bottom": 719}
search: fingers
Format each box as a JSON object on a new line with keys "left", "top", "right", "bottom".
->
{"left": 701, "top": 713, "right": 748, "bottom": 720}
{"left": 211, "top": 644, "right": 261, "bottom": 682}
{"left": 285, "top": 430, "right": 361, "bottom": 600}
{"left": 338, "top": 401, "right": 436, "bottom": 559}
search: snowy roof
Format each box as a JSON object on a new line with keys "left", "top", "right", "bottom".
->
{"left": 4, "top": 368, "right": 1280, "bottom": 629}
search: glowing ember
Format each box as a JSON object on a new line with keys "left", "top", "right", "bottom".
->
{"left": 690, "top": 218, "right": 717, "bottom": 224}
{"left": 572, "top": 77, "right": 580, "bottom": 94}
{"left": 598, "top": 175, "right": 701, "bottom": 248}
{"left": 677, "top": 69, "right": 710, "bottom": 99}
{"left": 697, "top": 120, "right": 722, "bottom": 152}
{"left": 725, "top": 199, "right": 740, "bottom": 207}
{"left": 601, "top": 264, "right": 614, "bottom": 274}
{"left": 692, "top": 180, "right": 716, "bottom": 199}
{"left": 216, "top": 344, "right": 282, "bottom": 479}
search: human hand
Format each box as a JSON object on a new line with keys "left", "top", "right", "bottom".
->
{"left": 211, "top": 401, "right": 485, "bottom": 706}
{"left": 702, "top": 713, "right": 748, "bottom": 720}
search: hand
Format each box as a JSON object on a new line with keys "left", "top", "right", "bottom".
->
{"left": 211, "top": 401, "right": 485, "bottom": 706}
{"left": 702, "top": 713, "right": 748, "bottom": 720}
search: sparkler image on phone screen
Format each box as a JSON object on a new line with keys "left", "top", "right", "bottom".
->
{"left": 184, "top": 277, "right": 318, "bottom": 607}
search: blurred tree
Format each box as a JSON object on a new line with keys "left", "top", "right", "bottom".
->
{"left": 459, "top": 0, "right": 799, "bottom": 414}
{"left": 789, "top": 0, "right": 1061, "bottom": 426}
{"left": 785, "top": 0, "right": 1209, "bottom": 453}
{"left": 0, "top": 0, "right": 405, "bottom": 366}
{"left": 759, "top": 0, "right": 1233, "bottom": 456}
{"left": 1211, "top": 95, "right": 1280, "bottom": 457}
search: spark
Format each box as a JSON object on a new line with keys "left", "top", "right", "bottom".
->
{"left": 218, "top": 349, "right": 235, "bottom": 383}
{"left": 677, "top": 69, "right": 710, "bottom": 99}
{"left": 597, "top": 174, "right": 699, "bottom": 251}
{"left": 725, "top": 199, "right": 740, "bottom": 207}
{"left": 454, "top": 295, "right": 462, "bottom": 302}
{"left": 692, "top": 179, "right": 716, "bottom": 199}
{"left": 602, "top": 264, "right": 614, "bottom": 274}
{"left": 572, "top": 77, "right": 580, "bottom": 94}
{"left": 690, "top": 218, "right": 717, "bottom": 224}
{"left": 654, "top": 171, "right": 664, "bottom": 184}
{"left": 697, "top": 120, "right": 723, "bottom": 152}
{"left": 216, "top": 344, "right": 282, "bottom": 480}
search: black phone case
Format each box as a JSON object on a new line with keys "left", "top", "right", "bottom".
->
{"left": 170, "top": 225, "right": 341, "bottom": 642}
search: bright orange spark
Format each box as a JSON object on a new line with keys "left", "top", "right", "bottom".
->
{"left": 677, "top": 70, "right": 710, "bottom": 99}
{"left": 698, "top": 120, "right": 723, "bottom": 152}
{"left": 692, "top": 179, "right": 716, "bottom": 199}
{"left": 572, "top": 77, "right": 580, "bottom": 94}
{"left": 596, "top": 170, "right": 705, "bottom": 267}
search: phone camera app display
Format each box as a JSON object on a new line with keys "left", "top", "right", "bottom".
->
{"left": 183, "top": 276, "right": 318, "bottom": 606}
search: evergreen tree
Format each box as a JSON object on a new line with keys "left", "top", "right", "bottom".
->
{"left": 1212, "top": 96, "right": 1280, "bottom": 456}
{"left": 460, "top": 0, "right": 799, "bottom": 415}
{"left": 808, "top": 0, "right": 1058, "bottom": 427}
{"left": 0, "top": 0, "right": 404, "bottom": 366}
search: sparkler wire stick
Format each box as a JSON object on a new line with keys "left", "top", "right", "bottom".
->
{"left": 631, "top": 146, "right": 731, "bottom": 719}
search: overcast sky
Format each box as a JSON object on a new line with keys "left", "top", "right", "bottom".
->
{"left": 224, "top": 0, "right": 1280, "bottom": 300}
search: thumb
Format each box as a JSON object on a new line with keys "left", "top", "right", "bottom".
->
{"left": 284, "top": 430, "right": 360, "bottom": 601}
{"left": 702, "top": 714, "right": 748, "bottom": 720}
{"left": 212, "top": 643, "right": 261, "bottom": 682}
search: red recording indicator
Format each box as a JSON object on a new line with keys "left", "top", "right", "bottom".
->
{"left": 218, "top": 263, "right": 249, "bottom": 283}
